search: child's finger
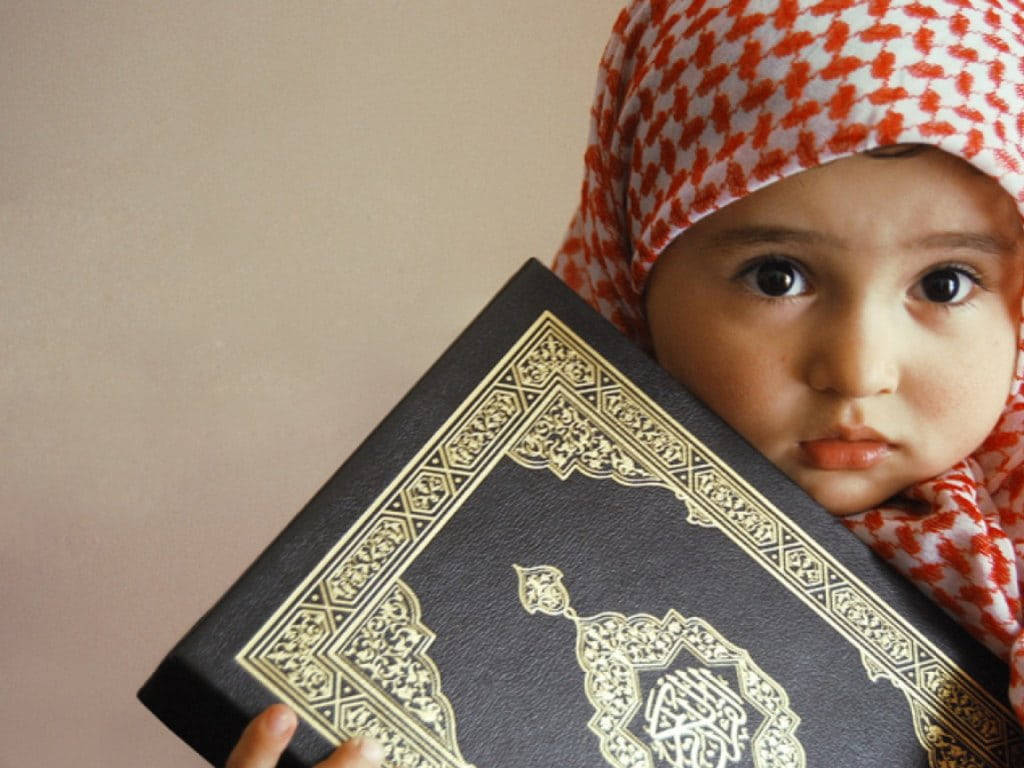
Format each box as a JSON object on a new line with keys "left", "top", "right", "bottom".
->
{"left": 225, "top": 703, "right": 298, "bottom": 768}
{"left": 314, "top": 735, "right": 385, "bottom": 768}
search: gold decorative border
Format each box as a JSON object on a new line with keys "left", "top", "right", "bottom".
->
{"left": 237, "top": 313, "right": 1022, "bottom": 768}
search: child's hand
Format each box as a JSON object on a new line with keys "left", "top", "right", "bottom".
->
{"left": 225, "top": 703, "right": 384, "bottom": 768}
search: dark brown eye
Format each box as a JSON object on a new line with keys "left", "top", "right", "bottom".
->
{"left": 753, "top": 260, "right": 802, "bottom": 297}
{"left": 920, "top": 268, "right": 972, "bottom": 303}
{"left": 738, "top": 257, "right": 809, "bottom": 299}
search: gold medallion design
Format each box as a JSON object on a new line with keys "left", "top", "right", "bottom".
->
{"left": 237, "top": 313, "right": 1023, "bottom": 768}
{"left": 515, "top": 564, "right": 803, "bottom": 768}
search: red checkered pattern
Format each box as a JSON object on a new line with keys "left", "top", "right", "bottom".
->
{"left": 553, "top": 0, "right": 1024, "bottom": 722}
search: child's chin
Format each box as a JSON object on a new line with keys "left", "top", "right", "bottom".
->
{"left": 796, "top": 475, "right": 897, "bottom": 517}
{"left": 823, "top": 503, "right": 873, "bottom": 518}
{"left": 775, "top": 454, "right": 915, "bottom": 517}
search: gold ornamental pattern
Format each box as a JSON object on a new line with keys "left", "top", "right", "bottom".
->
{"left": 515, "top": 564, "right": 804, "bottom": 768}
{"left": 508, "top": 393, "right": 659, "bottom": 486}
{"left": 237, "top": 313, "right": 1022, "bottom": 768}
{"left": 339, "top": 582, "right": 455, "bottom": 743}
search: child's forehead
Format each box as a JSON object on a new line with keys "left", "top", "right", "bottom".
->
{"left": 675, "top": 148, "right": 1023, "bottom": 250}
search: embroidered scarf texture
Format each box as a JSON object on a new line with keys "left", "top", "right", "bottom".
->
{"left": 552, "top": 0, "right": 1024, "bottom": 722}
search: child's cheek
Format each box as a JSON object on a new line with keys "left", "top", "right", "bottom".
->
{"left": 902, "top": 314, "right": 1018, "bottom": 479}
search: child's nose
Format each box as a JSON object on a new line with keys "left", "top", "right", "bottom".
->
{"left": 805, "top": 306, "right": 898, "bottom": 398}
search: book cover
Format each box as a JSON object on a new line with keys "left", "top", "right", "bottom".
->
{"left": 139, "top": 259, "right": 1022, "bottom": 768}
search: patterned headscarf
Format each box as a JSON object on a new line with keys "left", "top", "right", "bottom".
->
{"left": 553, "top": 0, "right": 1024, "bottom": 721}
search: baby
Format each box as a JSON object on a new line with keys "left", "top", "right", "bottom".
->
{"left": 226, "top": 0, "right": 1024, "bottom": 765}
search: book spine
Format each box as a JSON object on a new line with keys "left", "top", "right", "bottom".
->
{"left": 137, "top": 656, "right": 307, "bottom": 768}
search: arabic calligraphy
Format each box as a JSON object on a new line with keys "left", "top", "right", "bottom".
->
{"left": 645, "top": 668, "right": 749, "bottom": 768}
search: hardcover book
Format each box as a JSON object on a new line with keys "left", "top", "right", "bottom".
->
{"left": 140, "top": 259, "right": 1023, "bottom": 768}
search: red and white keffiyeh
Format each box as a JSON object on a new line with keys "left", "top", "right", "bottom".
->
{"left": 553, "top": 0, "right": 1024, "bottom": 721}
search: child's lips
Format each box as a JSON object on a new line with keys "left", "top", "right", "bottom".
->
{"left": 799, "top": 438, "right": 892, "bottom": 470}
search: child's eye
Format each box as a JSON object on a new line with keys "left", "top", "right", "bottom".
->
{"left": 914, "top": 266, "right": 981, "bottom": 304}
{"left": 738, "top": 258, "right": 809, "bottom": 298}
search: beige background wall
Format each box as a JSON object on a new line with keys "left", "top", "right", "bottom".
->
{"left": 1, "top": 3, "right": 623, "bottom": 766}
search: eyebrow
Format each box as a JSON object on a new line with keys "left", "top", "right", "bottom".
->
{"left": 704, "top": 226, "right": 1019, "bottom": 256}
{"left": 705, "top": 226, "right": 844, "bottom": 250}
{"left": 911, "top": 232, "right": 1019, "bottom": 255}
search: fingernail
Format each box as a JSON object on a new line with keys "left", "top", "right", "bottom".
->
{"left": 357, "top": 735, "right": 384, "bottom": 762}
{"left": 268, "top": 705, "right": 296, "bottom": 736}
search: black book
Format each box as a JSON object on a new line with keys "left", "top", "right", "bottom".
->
{"left": 139, "top": 259, "right": 1022, "bottom": 768}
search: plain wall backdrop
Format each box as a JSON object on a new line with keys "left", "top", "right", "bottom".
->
{"left": 0, "top": 2, "right": 623, "bottom": 766}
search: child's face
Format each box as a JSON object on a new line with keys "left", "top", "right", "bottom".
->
{"left": 646, "top": 148, "right": 1024, "bottom": 515}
